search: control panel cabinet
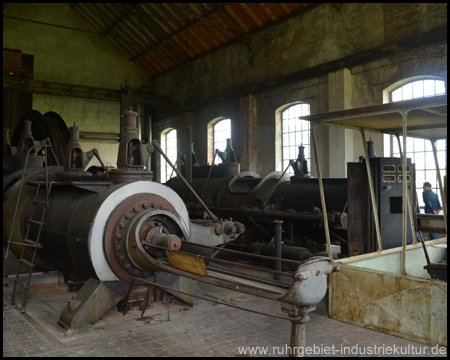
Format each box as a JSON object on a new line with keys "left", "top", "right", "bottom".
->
{"left": 347, "top": 157, "right": 415, "bottom": 256}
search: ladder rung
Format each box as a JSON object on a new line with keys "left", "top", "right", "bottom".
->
{"left": 33, "top": 200, "right": 48, "bottom": 206}
{"left": 23, "top": 239, "right": 43, "bottom": 249}
{"left": 13, "top": 279, "right": 30, "bottom": 289}
{"left": 18, "top": 259, "right": 34, "bottom": 268}
{"left": 27, "top": 220, "right": 45, "bottom": 227}
{"left": 8, "top": 241, "right": 42, "bottom": 249}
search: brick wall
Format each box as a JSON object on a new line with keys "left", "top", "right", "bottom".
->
{"left": 152, "top": 3, "right": 447, "bottom": 179}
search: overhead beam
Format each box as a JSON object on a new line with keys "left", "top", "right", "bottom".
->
{"left": 130, "top": 5, "right": 222, "bottom": 62}
{"left": 217, "top": 4, "right": 249, "bottom": 37}
{"left": 2, "top": 15, "right": 100, "bottom": 34}
{"left": 259, "top": 3, "right": 277, "bottom": 22}
{"left": 171, "top": 3, "right": 248, "bottom": 43}
{"left": 3, "top": 77, "right": 173, "bottom": 109}
{"left": 240, "top": 4, "right": 263, "bottom": 28}
{"left": 101, "top": 4, "right": 140, "bottom": 36}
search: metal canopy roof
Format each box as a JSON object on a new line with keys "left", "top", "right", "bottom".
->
{"left": 302, "top": 95, "right": 448, "bottom": 262}
{"left": 300, "top": 95, "right": 447, "bottom": 140}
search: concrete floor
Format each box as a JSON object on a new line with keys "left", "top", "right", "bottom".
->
{"left": 3, "top": 272, "right": 447, "bottom": 357}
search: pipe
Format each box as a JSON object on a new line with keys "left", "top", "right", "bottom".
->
{"left": 360, "top": 128, "right": 383, "bottom": 252}
{"left": 401, "top": 111, "right": 409, "bottom": 276}
{"left": 430, "top": 139, "right": 447, "bottom": 235}
{"left": 274, "top": 220, "right": 283, "bottom": 281}
{"left": 311, "top": 124, "right": 333, "bottom": 260}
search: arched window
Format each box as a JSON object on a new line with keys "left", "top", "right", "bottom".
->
{"left": 281, "top": 103, "right": 311, "bottom": 176}
{"left": 160, "top": 128, "right": 177, "bottom": 182}
{"left": 385, "top": 78, "right": 446, "bottom": 211}
{"left": 390, "top": 78, "right": 446, "bottom": 102}
{"left": 209, "top": 118, "right": 231, "bottom": 164}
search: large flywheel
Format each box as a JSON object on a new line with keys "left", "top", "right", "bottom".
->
{"left": 11, "top": 110, "right": 69, "bottom": 166}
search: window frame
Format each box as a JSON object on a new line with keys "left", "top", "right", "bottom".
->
{"left": 208, "top": 118, "right": 232, "bottom": 164}
{"left": 385, "top": 77, "right": 446, "bottom": 211}
{"left": 160, "top": 128, "right": 177, "bottom": 182}
{"left": 280, "top": 103, "right": 311, "bottom": 176}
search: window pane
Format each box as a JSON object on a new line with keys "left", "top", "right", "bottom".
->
{"left": 164, "top": 129, "right": 177, "bottom": 182}
{"left": 413, "top": 138, "right": 424, "bottom": 152}
{"left": 437, "top": 151, "right": 445, "bottom": 169}
{"left": 393, "top": 138, "right": 400, "bottom": 156}
{"left": 416, "top": 170, "right": 425, "bottom": 188}
{"left": 415, "top": 152, "right": 424, "bottom": 167}
{"left": 281, "top": 103, "right": 311, "bottom": 175}
{"left": 402, "top": 83, "right": 413, "bottom": 100}
{"left": 406, "top": 137, "right": 414, "bottom": 152}
{"left": 214, "top": 119, "right": 231, "bottom": 164}
{"left": 383, "top": 134, "right": 390, "bottom": 157}
{"left": 296, "top": 133, "right": 302, "bottom": 147}
{"left": 392, "top": 88, "right": 402, "bottom": 102}
{"left": 302, "top": 131, "right": 310, "bottom": 146}
{"left": 423, "top": 80, "right": 435, "bottom": 97}
{"left": 425, "top": 170, "right": 437, "bottom": 184}
{"left": 289, "top": 132, "right": 295, "bottom": 145}
{"left": 391, "top": 79, "right": 446, "bottom": 102}
{"left": 425, "top": 151, "right": 435, "bottom": 169}
{"left": 435, "top": 80, "right": 446, "bottom": 95}
{"left": 304, "top": 145, "right": 310, "bottom": 159}
{"left": 436, "top": 139, "right": 446, "bottom": 151}
{"left": 412, "top": 80, "right": 424, "bottom": 98}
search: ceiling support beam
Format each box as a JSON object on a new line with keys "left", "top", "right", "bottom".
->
{"left": 3, "top": 77, "right": 173, "bottom": 109}
{"left": 216, "top": 5, "right": 248, "bottom": 39}
{"left": 129, "top": 5, "right": 222, "bottom": 62}
{"left": 171, "top": 3, "right": 248, "bottom": 43}
{"left": 2, "top": 15, "right": 100, "bottom": 35}
{"left": 101, "top": 4, "right": 140, "bottom": 36}
{"left": 137, "top": 6, "right": 192, "bottom": 68}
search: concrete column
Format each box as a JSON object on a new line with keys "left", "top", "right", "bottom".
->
{"left": 328, "top": 68, "right": 353, "bottom": 178}
{"left": 239, "top": 94, "right": 257, "bottom": 173}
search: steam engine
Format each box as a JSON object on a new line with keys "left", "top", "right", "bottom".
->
{"left": 168, "top": 141, "right": 416, "bottom": 258}
{"left": 3, "top": 110, "right": 244, "bottom": 326}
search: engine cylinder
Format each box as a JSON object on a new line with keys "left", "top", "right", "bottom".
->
{"left": 4, "top": 169, "right": 190, "bottom": 283}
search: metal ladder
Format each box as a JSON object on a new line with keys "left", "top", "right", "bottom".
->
{"left": 6, "top": 143, "right": 55, "bottom": 313}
